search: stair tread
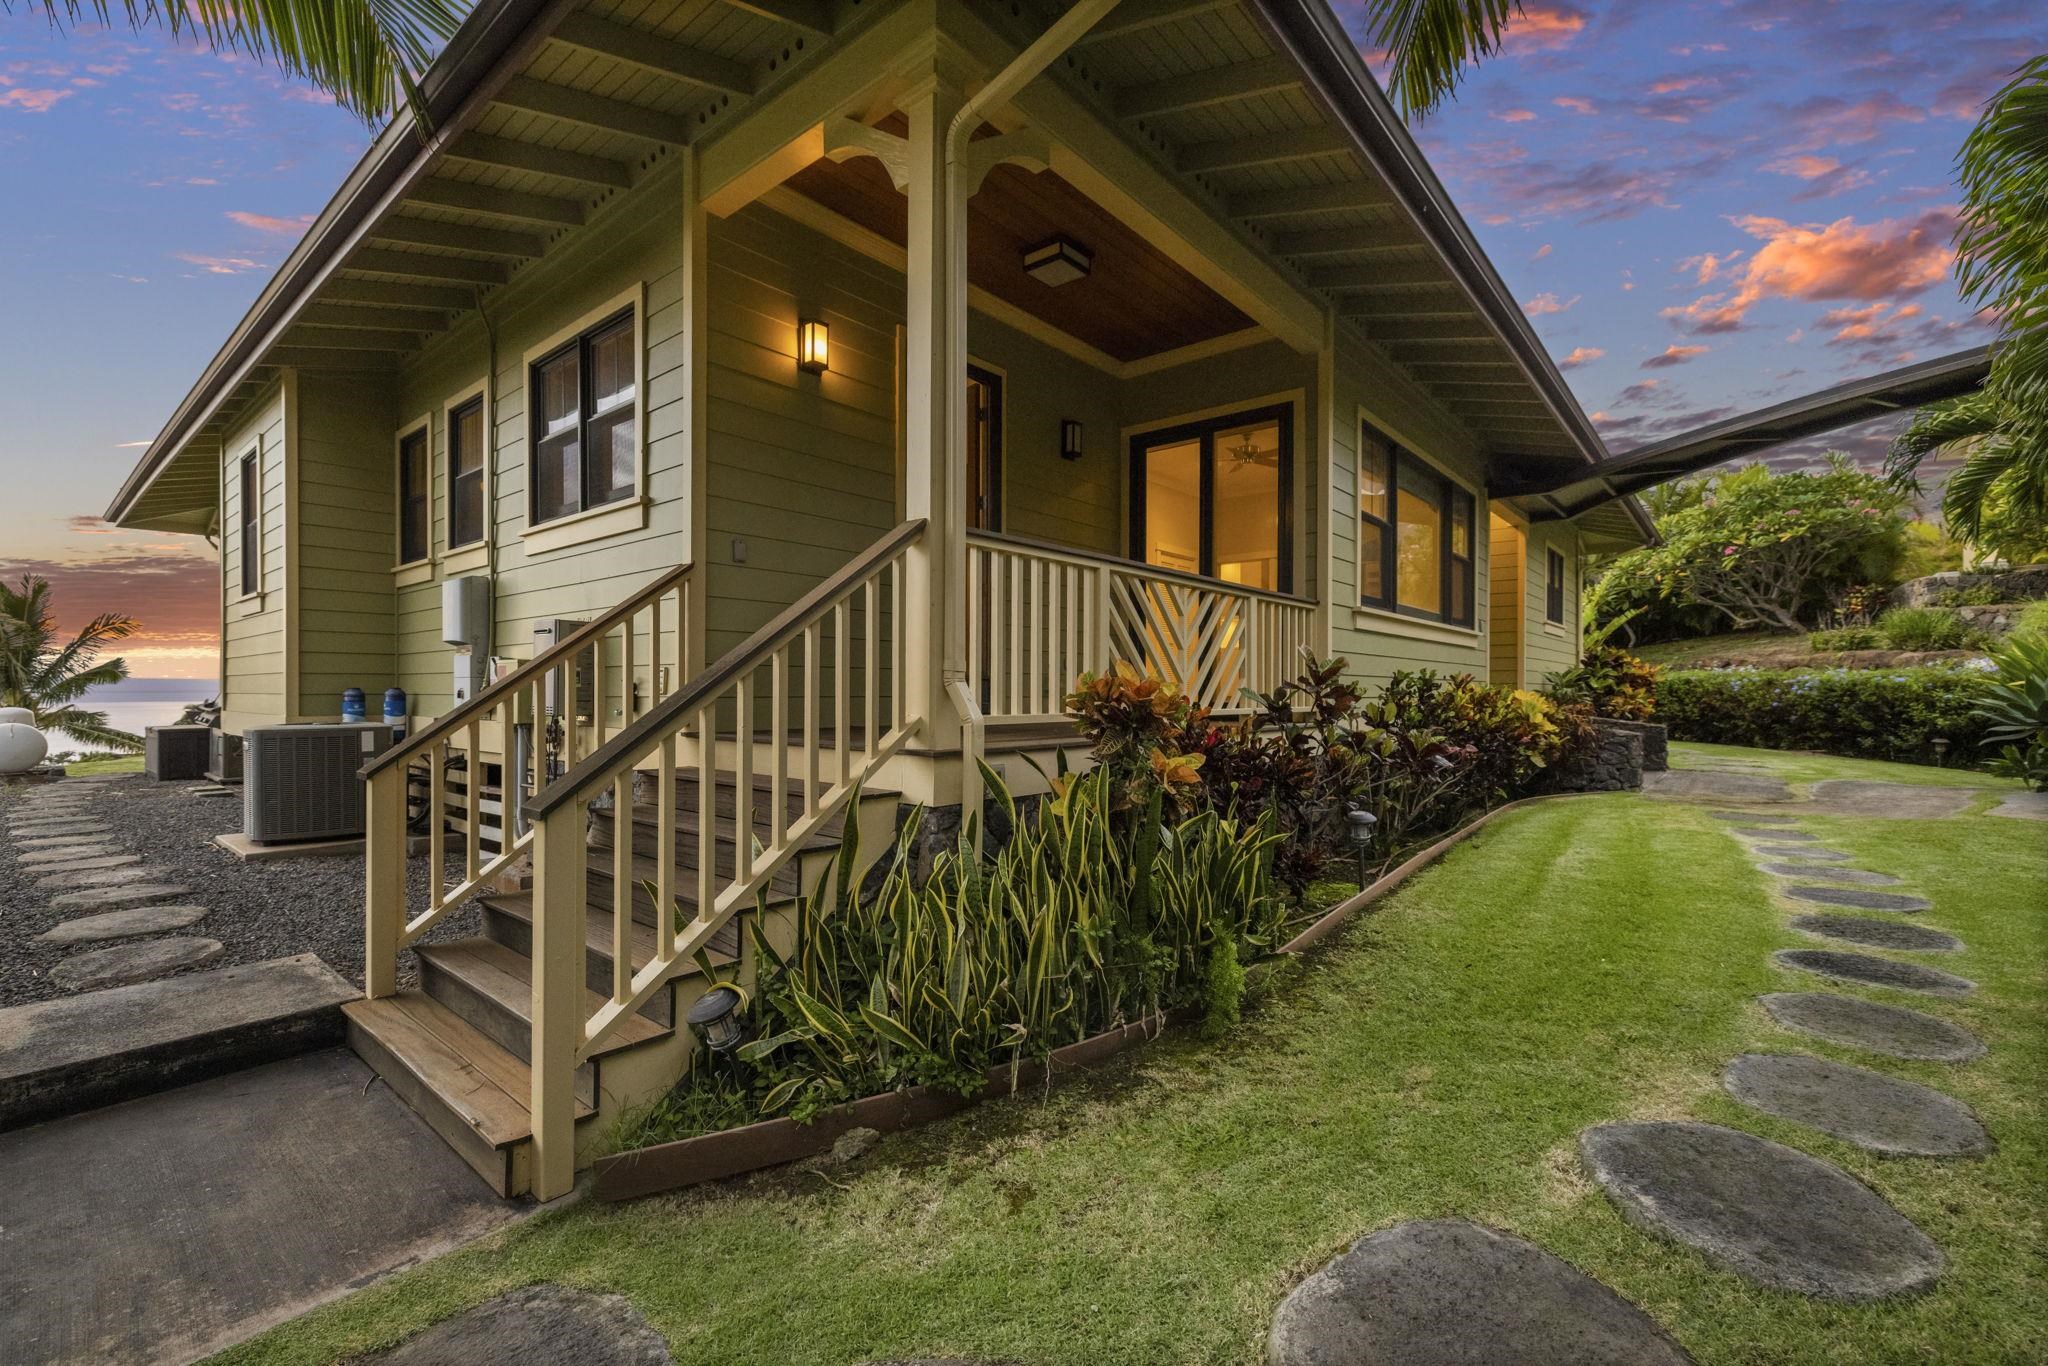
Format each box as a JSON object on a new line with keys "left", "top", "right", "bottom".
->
{"left": 343, "top": 992, "right": 591, "bottom": 1149}
{"left": 414, "top": 938, "right": 669, "bottom": 1058}
{"left": 482, "top": 892, "right": 739, "bottom": 974}
{"left": 584, "top": 847, "right": 803, "bottom": 901}
{"left": 591, "top": 802, "right": 850, "bottom": 851}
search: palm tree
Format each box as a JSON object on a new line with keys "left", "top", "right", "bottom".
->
{"left": 1365, "top": 0, "right": 1524, "bottom": 117}
{"left": 1888, "top": 56, "right": 2048, "bottom": 538}
{"left": 0, "top": 576, "right": 144, "bottom": 754}
{"left": 16, "top": 1, "right": 470, "bottom": 125}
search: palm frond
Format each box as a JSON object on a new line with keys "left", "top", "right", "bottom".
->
{"left": 1939, "top": 437, "right": 2020, "bottom": 537}
{"left": 1366, "top": 0, "right": 1523, "bottom": 119}
{"left": 1885, "top": 391, "right": 2003, "bottom": 491}
{"left": 16, "top": 0, "right": 468, "bottom": 125}
{"left": 37, "top": 707, "right": 144, "bottom": 754}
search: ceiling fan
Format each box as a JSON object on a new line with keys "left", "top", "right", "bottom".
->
{"left": 1224, "top": 431, "right": 1281, "bottom": 469}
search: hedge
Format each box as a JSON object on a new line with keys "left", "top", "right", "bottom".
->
{"left": 1658, "top": 665, "right": 1994, "bottom": 765}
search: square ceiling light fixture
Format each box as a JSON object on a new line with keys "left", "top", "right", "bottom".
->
{"left": 1023, "top": 237, "right": 1091, "bottom": 287}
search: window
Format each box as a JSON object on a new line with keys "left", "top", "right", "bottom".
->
{"left": 530, "top": 309, "right": 636, "bottom": 525}
{"left": 1130, "top": 404, "right": 1292, "bottom": 593}
{"left": 1546, "top": 547, "right": 1567, "bottom": 624}
{"left": 237, "top": 451, "right": 259, "bottom": 597}
{"left": 397, "top": 426, "right": 430, "bottom": 566}
{"left": 1357, "top": 421, "right": 1475, "bottom": 626}
{"left": 448, "top": 396, "right": 486, "bottom": 549}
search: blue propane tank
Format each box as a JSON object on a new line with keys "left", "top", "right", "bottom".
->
{"left": 341, "top": 687, "right": 367, "bottom": 723}
{"left": 383, "top": 687, "right": 408, "bottom": 741}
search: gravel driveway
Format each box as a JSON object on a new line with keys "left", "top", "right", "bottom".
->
{"left": 1, "top": 775, "right": 482, "bottom": 1008}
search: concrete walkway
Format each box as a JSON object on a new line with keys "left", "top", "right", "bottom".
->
{"left": 0, "top": 1049, "right": 524, "bottom": 1366}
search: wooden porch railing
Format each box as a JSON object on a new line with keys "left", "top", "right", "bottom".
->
{"left": 361, "top": 562, "right": 695, "bottom": 998}
{"left": 519, "top": 519, "right": 925, "bottom": 1197}
{"left": 967, "top": 530, "right": 1318, "bottom": 716}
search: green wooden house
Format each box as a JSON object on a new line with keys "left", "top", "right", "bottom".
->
{"left": 107, "top": 0, "right": 1651, "bottom": 1199}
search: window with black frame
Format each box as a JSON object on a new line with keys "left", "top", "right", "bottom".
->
{"left": 1546, "top": 547, "right": 1567, "bottom": 624}
{"left": 397, "top": 427, "right": 430, "bottom": 566}
{"left": 1357, "top": 421, "right": 1476, "bottom": 626}
{"left": 238, "top": 452, "right": 259, "bottom": 597}
{"left": 531, "top": 309, "right": 636, "bottom": 525}
{"left": 448, "top": 396, "right": 486, "bottom": 549}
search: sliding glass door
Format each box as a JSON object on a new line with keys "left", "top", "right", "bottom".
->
{"left": 1129, "top": 404, "right": 1293, "bottom": 593}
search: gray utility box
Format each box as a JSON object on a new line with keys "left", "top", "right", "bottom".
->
{"left": 208, "top": 728, "right": 244, "bottom": 784}
{"left": 243, "top": 722, "right": 397, "bottom": 844}
{"left": 144, "top": 724, "right": 211, "bottom": 781}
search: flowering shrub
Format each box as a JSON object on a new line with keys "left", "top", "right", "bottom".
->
{"left": 1658, "top": 665, "right": 1992, "bottom": 763}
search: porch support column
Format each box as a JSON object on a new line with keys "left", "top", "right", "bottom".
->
{"left": 1316, "top": 304, "right": 1337, "bottom": 657}
{"left": 900, "top": 73, "right": 968, "bottom": 776}
{"left": 681, "top": 144, "right": 711, "bottom": 681}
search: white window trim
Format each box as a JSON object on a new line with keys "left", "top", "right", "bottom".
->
{"left": 521, "top": 282, "right": 648, "bottom": 553}
{"left": 393, "top": 411, "right": 435, "bottom": 585}
{"left": 442, "top": 375, "right": 492, "bottom": 574}
{"left": 228, "top": 438, "right": 265, "bottom": 609}
{"left": 1353, "top": 405, "right": 1482, "bottom": 629}
{"left": 1543, "top": 546, "right": 1569, "bottom": 629}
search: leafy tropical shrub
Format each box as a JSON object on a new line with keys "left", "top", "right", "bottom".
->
{"left": 1544, "top": 613, "right": 1661, "bottom": 720}
{"left": 1587, "top": 458, "right": 1909, "bottom": 637}
{"left": 1658, "top": 666, "right": 1992, "bottom": 763}
{"left": 1973, "top": 634, "right": 2048, "bottom": 790}
{"left": 1810, "top": 626, "right": 1884, "bottom": 652}
{"left": 1933, "top": 584, "right": 2007, "bottom": 607}
{"left": 1876, "top": 606, "right": 1970, "bottom": 651}
{"left": 650, "top": 765, "right": 1287, "bottom": 1128}
{"left": 1383, "top": 670, "right": 1596, "bottom": 804}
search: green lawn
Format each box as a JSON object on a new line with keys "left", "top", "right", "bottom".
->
{"left": 216, "top": 746, "right": 2047, "bottom": 1365}
{"left": 64, "top": 754, "right": 143, "bottom": 776}
{"left": 1634, "top": 630, "right": 1812, "bottom": 669}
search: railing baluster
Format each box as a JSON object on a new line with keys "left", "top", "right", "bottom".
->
{"left": 612, "top": 772, "right": 632, "bottom": 1005}
{"left": 833, "top": 600, "right": 850, "bottom": 790}
{"left": 427, "top": 742, "right": 446, "bottom": 916}
{"left": 770, "top": 647, "right": 788, "bottom": 853}
{"left": 863, "top": 578, "right": 879, "bottom": 764}
{"left": 622, "top": 610, "right": 637, "bottom": 724}
{"left": 465, "top": 720, "right": 482, "bottom": 884}
{"left": 696, "top": 701, "right": 716, "bottom": 933}
{"left": 591, "top": 632, "right": 609, "bottom": 748}
{"left": 656, "top": 731, "right": 676, "bottom": 965}
{"left": 802, "top": 623, "right": 820, "bottom": 810}
{"left": 734, "top": 673, "right": 754, "bottom": 885}
{"left": 1006, "top": 552, "right": 1022, "bottom": 717}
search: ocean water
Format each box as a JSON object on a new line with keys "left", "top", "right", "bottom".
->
{"left": 46, "top": 677, "right": 215, "bottom": 754}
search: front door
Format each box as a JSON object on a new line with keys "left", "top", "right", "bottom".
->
{"left": 966, "top": 365, "right": 1002, "bottom": 532}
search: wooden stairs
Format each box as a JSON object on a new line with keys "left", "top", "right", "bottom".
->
{"left": 344, "top": 768, "right": 899, "bottom": 1197}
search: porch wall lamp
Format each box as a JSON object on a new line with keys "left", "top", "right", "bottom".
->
{"left": 1060, "top": 418, "right": 1084, "bottom": 460}
{"left": 797, "top": 318, "right": 830, "bottom": 374}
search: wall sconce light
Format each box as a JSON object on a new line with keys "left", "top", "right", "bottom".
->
{"left": 1060, "top": 418, "right": 1084, "bottom": 460}
{"left": 797, "top": 318, "right": 830, "bottom": 374}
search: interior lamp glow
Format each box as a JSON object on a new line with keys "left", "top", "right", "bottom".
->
{"left": 797, "top": 318, "right": 830, "bottom": 373}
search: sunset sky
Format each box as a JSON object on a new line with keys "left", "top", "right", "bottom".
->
{"left": 1, "top": 2, "right": 2039, "bottom": 681}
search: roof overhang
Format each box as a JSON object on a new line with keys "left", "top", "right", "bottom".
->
{"left": 1505, "top": 346, "right": 1994, "bottom": 518}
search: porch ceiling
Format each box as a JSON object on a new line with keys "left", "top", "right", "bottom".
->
{"left": 784, "top": 144, "right": 1255, "bottom": 364}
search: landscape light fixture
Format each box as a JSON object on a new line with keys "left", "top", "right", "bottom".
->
{"left": 1060, "top": 418, "right": 1084, "bottom": 460}
{"left": 797, "top": 318, "right": 830, "bottom": 373}
{"left": 686, "top": 983, "right": 752, "bottom": 1055}
{"left": 1023, "top": 237, "right": 1091, "bottom": 287}
{"left": 1932, "top": 736, "right": 1951, "bottom": 766}
{"left": 1347, "top": 806, "right": 1378, "bottom": 889}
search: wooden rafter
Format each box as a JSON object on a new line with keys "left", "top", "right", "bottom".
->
{"left": 1268, "top": 224, "right": 1420, "bottom": 257}
{"left": 550, "top": 13, "right": 756, "bottom": 95}
{"left": 447, "top": 133, "right": 634, "bottom": 189}
{"left": 373, "top": 215, "right": 546, "bottom": 260}
{"left": 1229, "top": 180, "right": 1392, "bottom": 219}
{"left": 1178, "top": 125, "right": 1349, "bottom": 174}
{"left": 347, "top": 248, "right": 508, "bottom": 286}
{"left": 1384, "top": 340, "right": 1514, "bottom": 364}
{"left": 1116, "top": 55, "right": 1298, "bottom": 119}
{"left": 1307, "top": 261, "right": 1443, "bottom": 291}
{"left": 321, "top": 279, "right": 476, "bottom": 312}
{"left": 1076, "top": 0, "right": 1238, "bottom": 47}
{"left": 407, "top": 178, "right": 585, "bottom": 227}
{"left": 298, "top": 302, "right": 450, "bottom": 334}
{"left": 719, "top": 0, "right": 834, "bottom": 36}
{"left": 279, "top": 325, "right": 419, "bottom": 352}
{"left": 493, "top": 76, "right": 694, "bottom": 145}
{"left": 1359, "top": 317, "right": 1496, "bottom": 342}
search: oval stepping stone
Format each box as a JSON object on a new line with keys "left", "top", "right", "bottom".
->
{"left": 17, "top": 847, "right": 125, "bottom": 868}
{"left": 1774, "top": 949, "right": 1973, "bottom": 997}
{"left": 1755, "top": 845, "right": 1851, "bottom": 860}
{"left": 1809, "top": 780, "right": 1975, "bottom": 820}
{"left": 1759, "top": 863, "right": 1900, "bottom": 886}
{"left": 1735, "top": 827, "right": 1816, "bottom": 840}
{"left": 1723, "top": 1054, "right": 1992, "bottom": 1157}
{"left": 362, "top": 1284, "right": 671, "bottom": 1365}
{"left": 1266, "top": 1219, "right": 1692, "bottom": 1366}
{"left": 15, "top": 836, "right": 115, "bottom": 853}
{"left": 49, "top": 883, "right": 192, "bottom": 910}
{"left": 48, "top": 936, "right": 223, "bottom": 990}
{"left": 33, "top": 905, "right": 210, "bottom": 944}
{"left": 1792, "top": 915, "right": 1961, "bottom": 953}
{"left": 1759, "top": 993, "right": 1985, "bottom": 1063}
{"left": 36, "top": 865, "right": 162, "bottom": 891}
{"left": 1579, "top": 1121, "right": 1943, "bottom": 1300}
{"left": 1713, "top": 810, "right": 1800, "bottom": 823}
{"left": 10, "top": 824, "right": 112, "bottom": 839}
{"left": 1786, "top": 886, "right": 1930, "bottom": 913}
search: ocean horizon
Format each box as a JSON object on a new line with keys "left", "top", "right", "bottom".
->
{"left": 49, "top": 676, "right": 216, "bottom": 754}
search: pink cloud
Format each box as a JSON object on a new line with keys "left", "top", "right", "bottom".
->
{"left": 174, "top": 252, "right": 265, "bottom": 275}
{"left": 1558, "top": 346, "right": 1604, "bottom": 369}
{"left": 1661, "top": 210, "right": 1955, "bottom": 334}
{"left": 1779, "top": 93, "right": 1926, "bottom": 151}
{"left": 1552, "top": 96, "right": 1597, "bottom": 114}
{"left": 0, "top": 87, "right": 72, "bottom": 113}
{"left": 1677, "top": 251, "right": 1743, "bottom": 285}
{"left": 1494, "top": 108, "right": 1537, "bottom": 123}
{"left": 1642, "top": 344, "right": 1710, "bottom": 368}
{"left": 1501, "top": 5, "right": 1588, "bottom": 53}
{"left": 1531, "top": 243, "right": 1553, "bottom": 261}
{"left": 1522, "top": 291, "right": 1581, "bottom": 316}
{"left": 226, "top": 210, "right": 312, "bottom": 235}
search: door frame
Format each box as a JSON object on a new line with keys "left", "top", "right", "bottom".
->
{"left": 966, "top": 360, "right": 1005, "bottom": 533}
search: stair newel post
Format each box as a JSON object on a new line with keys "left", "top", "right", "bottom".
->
{"left": 529, "top": 795, "right": 588, "bottom": 1202}
{"left": 364, "top": 764, "right": 407, "bottom": 999}
{"left": 1091, "top": 564, "right": 1114, "bottom": 676}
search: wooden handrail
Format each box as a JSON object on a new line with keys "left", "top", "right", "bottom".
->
{"left": 361, "top": 559, "right": 695, "bottom": 779}
{"left": 527, "top": 520, "right": 926, "bottom": 819}
{"left": 965, "top": 527, "right": 1317, "bottom": 609}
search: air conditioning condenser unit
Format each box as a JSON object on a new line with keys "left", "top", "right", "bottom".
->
{"left": 243, "top": 722, "right": 396, "bottom": 844}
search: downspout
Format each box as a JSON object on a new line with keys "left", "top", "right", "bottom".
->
{"left": 939, "top": 0, "right": 1115, "bottom": 816}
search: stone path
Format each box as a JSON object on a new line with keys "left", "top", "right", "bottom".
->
{"left": 1785, "top": 886, "right": 1932, "bottom": 913}
{"left": 1774, "top": 949, "right": 1975, "bottom": 997}
{"left": 1759, "top": 993, "right": 1985, "bottom": 1063}
{"left": 3, "top": 779, "right": 213, "bottom": 992}
{"left": 1722, "top": 1055, "right": 1992, "bottom": 1157}
{"left": 1790, "top": 914, "right": 1962, "bottom": 953}
{"left": 1759, "top": 862, "right": 1900, "bottom": 885}
{"left": 361, "top": 1284, "right": 671, "bottom": 1365}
